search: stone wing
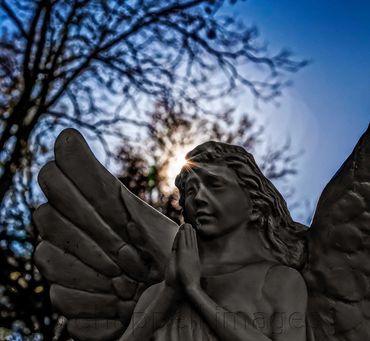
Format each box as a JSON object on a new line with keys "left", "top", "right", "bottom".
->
{"left": 33, "top": 128, "right": 178, "bottom": 340}
{"left": 303, "top": 125, "right": 370, "bottom": 340}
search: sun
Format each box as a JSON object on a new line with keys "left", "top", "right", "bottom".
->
{"left": 160, "top": 141, "right": 200, "bottom": 194}
{"left": 166, "top": 148, "right": 188, "bottom": 189}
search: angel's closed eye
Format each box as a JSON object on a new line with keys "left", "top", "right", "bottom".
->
{"left": 186, "top": 186, "right": 196, "bottom": 195}
{"left": 209, "top": 179, "right": 223, "bottom": 188}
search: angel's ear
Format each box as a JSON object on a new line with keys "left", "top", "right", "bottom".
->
{"left": 249, "top": 209, "right": 259, "bottom": 222}
{"left": 249, "top": 212, "right": 260, "bottom": 222}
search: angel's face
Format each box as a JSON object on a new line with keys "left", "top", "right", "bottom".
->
{"left": 182, "top": 163, "right": 252, "bottom": 239}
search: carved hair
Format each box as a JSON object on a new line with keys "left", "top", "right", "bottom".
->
{"left": 175, "top": 141, "right": 307, "bottom": 269}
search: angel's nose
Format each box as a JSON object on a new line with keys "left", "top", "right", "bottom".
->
{"left": 194, "top": 184, "right": 209, "bottom": 207}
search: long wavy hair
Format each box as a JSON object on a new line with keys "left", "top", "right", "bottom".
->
{"left": 175, "top": 141, "right": 307, "bottom": 269}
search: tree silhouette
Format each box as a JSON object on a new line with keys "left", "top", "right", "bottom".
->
{"left": 0, "top": 0, "right": 307, "bottom": 339}
{"left": 0, "top": 0, "right": 306, "bottom": 207}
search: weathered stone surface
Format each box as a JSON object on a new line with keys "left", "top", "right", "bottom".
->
{"left": 34, "top": 241, "right": 111, "bottom": 293}
{"left": 112, "top": 274, "right": 138, "bottom": 300}
{"left": 305, "top": 125, "right": 370, "bottom": 341}
{"left": 334, "top": 302, "right": 362, "bottom": 333}
{"left": 33, "top": 126, "right": 370, "bottom": 341}
{"left": 38, "top": 161, "right": 125, "bottom": 260}
{"left": 67, "top": 319, "right": 125, "bottom": 341}
{"left": 34, "top": 129, "right": 179, "bottom": 341}
{"left": 34, "top": 203, "right": 121, "bottom": 277}
{"left": 117, "top": 244, "right": 149, "bottom": 282}
{"left": 50, "top": 284, "right": 135, "bottom": 319}
{"left": 325, "top": 268, "right": 369, "bottom": 302}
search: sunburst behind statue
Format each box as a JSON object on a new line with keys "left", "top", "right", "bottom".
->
{"left": 166, "top": 148, "right": 188, "bottom": 189}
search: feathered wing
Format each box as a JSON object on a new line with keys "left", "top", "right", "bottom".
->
{"left": 303, "top": 124, "right": 370, "bottom": 341}
{"left": 33, "top": 128, "right": 178, "bottom": 340}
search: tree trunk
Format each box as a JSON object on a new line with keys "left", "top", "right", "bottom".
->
{"left": 0, "top": 111, "right": 37, "bottom": 206}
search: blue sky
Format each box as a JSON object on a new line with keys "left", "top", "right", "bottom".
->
{"left": 225, "top": 0, "right": 370, "bottom": 222}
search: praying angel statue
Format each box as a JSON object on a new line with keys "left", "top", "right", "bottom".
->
{"left": 34, "top": 126, "right": 370, "bottom": 341}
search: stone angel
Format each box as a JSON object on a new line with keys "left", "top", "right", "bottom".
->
{"left": 33, "top": 126, "right": 370, "bottom": 341}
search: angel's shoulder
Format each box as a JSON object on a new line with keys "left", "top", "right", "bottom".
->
{"left": 264, "top": 264, "right": 307, "bottom": 292}
{"left": 266, "top": 263, "right": 304, "bottom": 279}
{"left": 263, "top": 264, "right": 307, "bottom": 309}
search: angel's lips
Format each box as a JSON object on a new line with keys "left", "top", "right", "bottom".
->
{"left": 195, "top": 212, "right": 215, "bottom": 225}
{"left": 196, "top": 211, "right": 213, "bottom": 217}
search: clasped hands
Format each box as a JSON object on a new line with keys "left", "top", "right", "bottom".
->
{"left": 164, "top": 223, "right": 201, "bottom": 294}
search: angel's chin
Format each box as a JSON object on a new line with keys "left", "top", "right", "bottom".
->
{"left": 195, "top": 222, "right": 220, "bottom": 239}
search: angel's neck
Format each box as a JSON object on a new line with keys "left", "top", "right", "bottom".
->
{"left": 198, "top": 225, "right": 274, "bottom": 276}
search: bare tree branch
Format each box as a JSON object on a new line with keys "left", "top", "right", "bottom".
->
{"left": 0, "top": 0, "right": 28, "bottom": 39}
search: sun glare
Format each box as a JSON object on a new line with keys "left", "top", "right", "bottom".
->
{"left": 160, "top": 140, "right": 201, "bottom": 194}
{"left": 166, "top": 148, "right": 188, "bottom": 190}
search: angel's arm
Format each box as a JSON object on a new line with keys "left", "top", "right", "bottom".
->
{"left": 187, "top": 268, "right": 307, "bottom": 341}
{"left": 119, "top": 281, "right": 179, "bottom": 341}
{"left": 262, "top": 265, "right": 308, "bottom": 341}
{"left": 177, "top": 224, "right": 307, "bottom": 341}
{"left": 186, "top": 286, "right": 272, "bottom": 341}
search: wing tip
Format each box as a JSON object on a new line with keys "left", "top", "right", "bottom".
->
{"left": 54, "top": 128, "right": 86, "bottom": 158}
{"left": 56, "top": 128, "right": 83, "bottom": 144}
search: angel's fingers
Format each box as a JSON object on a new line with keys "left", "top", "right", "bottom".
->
{"left": 179, "top": 229, "right": 186, "bottom": 251}
{"left": 187, "top": 224, "right": 195, "bottom": 249}
{"left": 190, "top": 226, "right": 199, "bottom": 252}
{"left": 171, "top": 231, "right": 181, "bottom": 251}
{"left": 184, "top": 224, "right": 192, "bottom": 247}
